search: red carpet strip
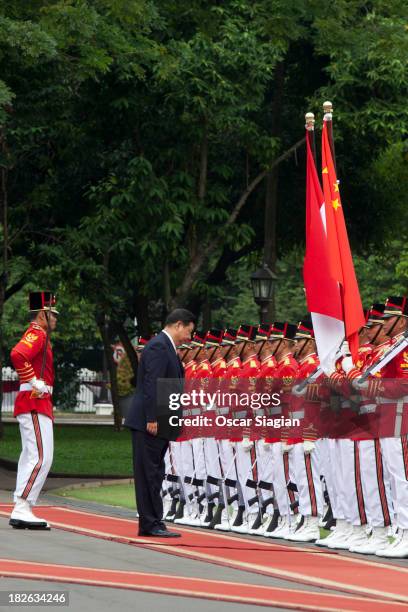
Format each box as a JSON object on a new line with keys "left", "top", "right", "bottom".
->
{"left": 0, "top": 558, "right": 405, "bottom": 611}
{"left": 1, "top": 504, "right": 407, "bottom": 605}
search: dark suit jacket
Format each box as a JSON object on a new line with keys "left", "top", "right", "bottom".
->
{"left": 124, "top": 331, "right": 184, "bottom": 440}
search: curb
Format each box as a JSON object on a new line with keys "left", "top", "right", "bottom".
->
{"left": 52, "top": 478, "right": 134, "bottom": 491}
{"left": 0, "top": 458, "right": 132, "bottom": 480}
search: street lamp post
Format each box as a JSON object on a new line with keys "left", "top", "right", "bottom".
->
{"left": 250, "top": 262, "right": 278, "bottom": 324}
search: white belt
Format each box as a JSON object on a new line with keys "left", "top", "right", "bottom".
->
{"left": 216, "top": 407, "right": 229, "bottom": 415}
{"left": 359, "top": 404, "right": 377, "bottom": 415}
{"left": 20, "top": 383, "right": 53, "bottom": 394}
{"left": 380, "top": 396, "right": 408, "bottom": 404}
{"left": 268, "top": 406, "right": 282, "bottom": 416}
{"left": 291, "top": 410, "right": 305, "bottom": 419}
{"left": 233, "top": 411, "right": 248, "bottom": 419}
{"left": 183, "top": 408, "right": 201, "bottom": 417}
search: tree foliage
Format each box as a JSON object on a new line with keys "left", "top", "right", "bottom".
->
{"left": 0, "top": 0, "right": 406, "bottom": 424}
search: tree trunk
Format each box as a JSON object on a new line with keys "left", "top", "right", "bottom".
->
{"left": 202, "top": 291, "right": 211, "bottom": 330}
{"left": 97, "top": 315, "right": 122, "bottom": 431}
{"left": 134, "top": 293, "right": 150, "bottom": 335}
{"left": 0, "top": 130, "right": 9, "bottom": 439}
{"left": 112, "top": 319, "right": 138, "bottom": 379}
{"left": 263, "top": 61, "right": 286, "bottom": 322}
{"left": 171, "top": 137, "right": 305, "bottom": 308}
{"left": 264, "top": 169, "right": 278, "bottom": 322}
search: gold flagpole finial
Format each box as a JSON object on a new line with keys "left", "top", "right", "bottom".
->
{"left": 305, "top": 112, "right": 315, "bottom": 130}
{"left": 323, "top": 101, "right": 333, "bottom": 122}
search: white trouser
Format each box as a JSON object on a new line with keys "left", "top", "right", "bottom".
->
{"left": 203, "top": 437, "right": 223, "bottom": 500}
{"left": 218, "top": 439, "right": 239, "bottom": 509}
{"left": 191, "top": 437, "right": 211, "bottom": 505}
{"left": 317, "top": 438, "right": 338, "bottom": 517}
{"left": 327, "top": 439, "right": 346, "bottom": 520}
{"left": 14, "top": 412, "right": 53, "bottom": 505}
{"left": 170, "top": 441, "right": 186, "bottom": 502}
{"left": 271, "top": 442, "right": 291, "bottom": 516}
{"left": 292, "top": 443, "right": 323, "bottom": 517}
{"left": 234, "top": 442, "right": 259, "bottom": 516}
{"left": 380, "top": 436, "right": 408, "bottom": 529}
{"left": 192, "top": 438, "right": 208, "bottom": 481}
{"left": 255, "top": 441, "right": 274, "bottom": 515}
{"left": 359, "top": 439, "right": 393, "bottom": 528}
{"left": 163, "top": 446, "right": 176, "bottom": 496}
{"left": 337, "top": 439, "right": 367, "bottom": 526}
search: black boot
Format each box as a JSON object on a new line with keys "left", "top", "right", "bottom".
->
{"left": 174, "top": 500, "right": 185, "bottom": 521}
{"left": 165, "top": 497, "right": 179, "bottom": 522}
{"left": 208, "top": 504, "right": 224, "bottom": 529}
{"left": 202, "top": 502, "right": 215, "bottom": 526}
{"left": 249, "top": 512, "right": 263, "bottom": 532}
{"left": 232, "top": 506, "right": 245, "bottom": 527}
{"left": 265, "top": 509, "right": 280, "bottom": 533}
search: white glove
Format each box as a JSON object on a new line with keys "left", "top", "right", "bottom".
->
{"left": 241, "top": 437, "right": 254, "bottom": 452}
{"left": 303, "top": 440, "right": 315, "bottom": 454}
{"left": 322, "top": 358, "right": 336, "bottom": 376}
{"left": 341, "top": 355, "right": 354, "bottom": 374}
{"left": 292, "top": 384, "right": 307, "bottom": 397}
{"left": 281, "top": 441, "right": 294, "bottom": 453}
{"left": 30, "top": 377, "right": 48, "bottom": 396}
{"left": 340, "top": 340, "right": 350, "bottom": 357}
{"left": 352, "top": 377, "right": 369, "bottom": 391}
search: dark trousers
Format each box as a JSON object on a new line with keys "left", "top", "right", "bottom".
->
{"left": 131, "top": 429, "right": 169, "bottom": 533}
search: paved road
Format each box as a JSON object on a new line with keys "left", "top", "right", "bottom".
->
{"left": 0, "top": 489, "right": 353, "bottom": 612}
{"left": 0, "top": 578, "right": 294, "bottom": 612}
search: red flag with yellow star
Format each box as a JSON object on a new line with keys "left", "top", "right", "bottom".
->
{"left": 321, "top": 119, "right": 364, "bottom": 360}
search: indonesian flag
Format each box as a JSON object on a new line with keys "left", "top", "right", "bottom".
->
{"left": 303, "top": 130, "right": 344, "bottom": 372}
{"left": 321, "top": 119, "right": 365, "bottom": 361}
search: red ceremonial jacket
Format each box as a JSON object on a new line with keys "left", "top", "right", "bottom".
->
{"left": 10, "top": 322, "right": 54, "bottom": 420}
{"left": 274, "top": 353, "right": 299, "bottom": 443}
{"left": 257, "top": 354, "right": 278, "bottom": 441}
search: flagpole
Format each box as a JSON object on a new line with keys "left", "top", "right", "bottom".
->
{"left": 305, "top": 112, "right": 316, "bottom": 161}
{"left": 323, "top": 100, "right": 337, "bottom": 175}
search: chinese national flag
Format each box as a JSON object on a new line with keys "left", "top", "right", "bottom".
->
{"left": 321, "top": 120, "right": 365, "bottom": 360}
{"left": 303, "top": 130, "right": 344, "bottom": 372}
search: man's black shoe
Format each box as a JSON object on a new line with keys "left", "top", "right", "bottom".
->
{"left": 139, "top": 528, "right": 181, "bottom": 538}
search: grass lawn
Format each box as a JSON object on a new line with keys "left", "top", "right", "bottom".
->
{"left": 0, "top": 423, "right": 133, "bottom": 476}
{"left": 53, "top": 483, "right": 136, "bottom": 509}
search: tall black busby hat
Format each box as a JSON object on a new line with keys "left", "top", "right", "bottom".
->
{"left": 383, "top": 296, "right": 408, "bottom": 319}
{"left": 221, "top": 328, "right": 237, "bottom": 346}
{"left": 235, "top": 324, "right": 257, "bottom": 343}
{"left": 295, "top": 318, "right": 314, "bottom": 340}
{"left": 205, "top": 329, "right": 224, "bottom": 347}
{"left": 29, "top": 291, "right": 59, "bottom": 315}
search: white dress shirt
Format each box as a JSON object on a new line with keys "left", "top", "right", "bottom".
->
{"left": 162, "top": 329, "right": 177, "bottom": 354}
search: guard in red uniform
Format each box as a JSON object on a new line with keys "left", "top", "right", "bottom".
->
{"left": 370, "top": 296, "right": 408, "bottom": 558}
{"left": 266, "top": 322, "right": 299, "bottom": 539}
{"left": 230, "top": 325, "right": 260, "bottom": 533}
{"left": 287, "top": 318, "right": 324, "bottom": 542}
{"left": 9, "top": 291, "right": 58, "bottom": 530}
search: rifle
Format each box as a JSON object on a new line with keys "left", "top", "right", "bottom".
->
{"left": 358, "top": 331, "right": 408, "bottom": 383}
{"left": 30, "top": 299, "right": 53, "bottom": 399}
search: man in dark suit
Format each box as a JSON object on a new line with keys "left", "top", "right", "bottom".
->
{"left": 125, "top": 309, "right": 195, "bottom": 537}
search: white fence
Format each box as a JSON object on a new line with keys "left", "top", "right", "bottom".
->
{"left": 1, "top": 367, "right": 109, "bottom": 413}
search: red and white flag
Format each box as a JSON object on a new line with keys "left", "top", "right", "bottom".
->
{"left": 303, "top": 130, "right": 344, "bottom": 372}
{"left": 321, "top": 119, "right": 365, "bottom": 361}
